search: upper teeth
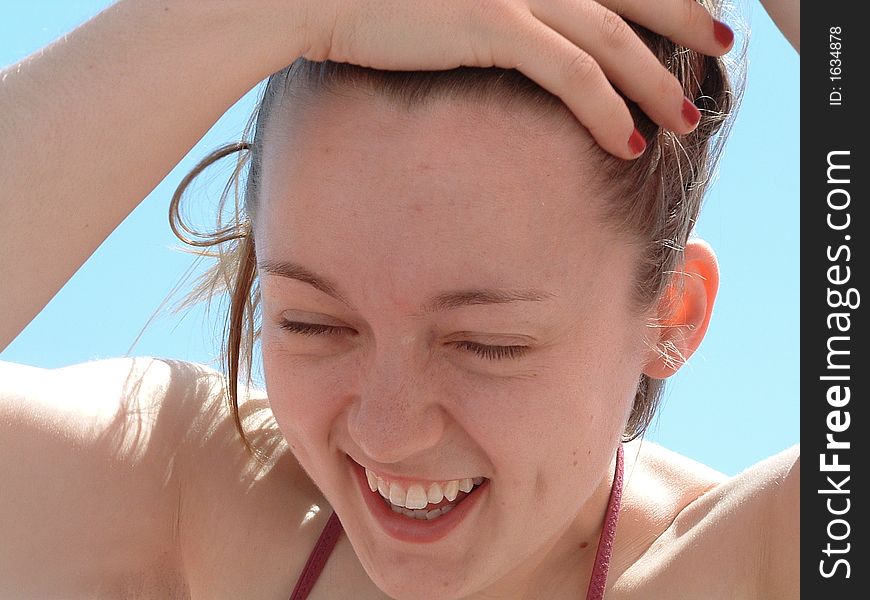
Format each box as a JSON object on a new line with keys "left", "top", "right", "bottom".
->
{"left": 365, "top": 468, "right": 485, "bottom": 510}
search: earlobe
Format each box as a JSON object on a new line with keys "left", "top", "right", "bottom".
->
{"left": 642, "top": 239, "right": 719, "bottom": 379}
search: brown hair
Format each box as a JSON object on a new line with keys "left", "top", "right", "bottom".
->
{"left": 169, "top": 4, "right": 742, "bottom": 461}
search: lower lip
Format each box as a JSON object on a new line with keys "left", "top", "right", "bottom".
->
{"left": 347, "top": 456, "right": 489, "bottom": 544}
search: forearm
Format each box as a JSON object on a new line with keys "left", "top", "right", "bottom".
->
{"left": 0, "top": 0, "right": 305, "bottom": 351}
{"left": 758, "top": 0, "right": 799, "bottom": 52}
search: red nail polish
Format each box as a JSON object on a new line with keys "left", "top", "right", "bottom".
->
{"left": 682, "top": 98, "right": 701, "bottom": 128}
{"left": 713, "top": 19, "right": 734, "bottom": 48}
{"left": 628, "top": 129, "right": 646, "bottom": 156}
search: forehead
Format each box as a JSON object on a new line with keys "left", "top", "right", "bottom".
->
{"left": 254, "top": 92, "right": 635, "bottom": 309}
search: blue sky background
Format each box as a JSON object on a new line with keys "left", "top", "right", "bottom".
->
{"left": 1, "top": 1, "right": 799, "bottom": 476}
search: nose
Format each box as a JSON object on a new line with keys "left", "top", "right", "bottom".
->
{"left": 347, "top": 344, "right": 447, "bottom": 465}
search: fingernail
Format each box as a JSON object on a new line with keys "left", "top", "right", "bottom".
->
{"left": 713, "top": 19, "right": 734, "bottom": 48}
{"left": 682, "top": 98, "right": 701, "bottom": 128}
{"left": 628, "top": 128, "right": 646, "bottom": 156}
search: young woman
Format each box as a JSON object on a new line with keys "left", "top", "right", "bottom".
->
{"left": 1, "top": 0, "right": 799, "bottom": 598}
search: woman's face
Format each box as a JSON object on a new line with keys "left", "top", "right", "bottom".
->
{"left": 254, "top": 92, "right": 654, "bottom": 599}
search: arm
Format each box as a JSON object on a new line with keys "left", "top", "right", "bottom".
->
{"left": 759, "top": 0, "right": 800, "bottom": 52}
{"left": 0, "top": 0, "right": 308, "bottom": 351}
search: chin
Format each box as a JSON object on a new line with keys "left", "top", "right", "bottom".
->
{"left": 368, "top": 568, "right": 476, "bottom": 600}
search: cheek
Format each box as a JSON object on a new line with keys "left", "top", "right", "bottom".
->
{"left": 261, "top": 335, "right": 351, "bottom": 458}
{"left": 446, "top": 345, "right": 636, "bottom": 478}
{"left": 495, "top": 330, "right": 641, "bottom": 494}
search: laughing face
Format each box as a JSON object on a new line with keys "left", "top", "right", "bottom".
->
{"left": 254, "top": 91, "right": 656, "bottom": 599}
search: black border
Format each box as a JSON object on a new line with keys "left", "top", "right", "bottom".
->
{"left": 802, "top": 2, "right": 867, "bottom": 595}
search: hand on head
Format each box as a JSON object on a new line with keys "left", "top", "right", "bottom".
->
{"left": 295, "top": 0, "right": 734, "bottom": 158}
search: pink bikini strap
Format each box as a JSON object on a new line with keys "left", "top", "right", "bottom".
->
{"left": 585, "top": 443, "right": 625, "bottom": 600}
{"left": 288, "top": 510, "right": 343, "bottom": 600}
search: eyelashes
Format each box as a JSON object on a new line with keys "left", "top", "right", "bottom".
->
{"left": 279, "top": 320, "right": 351, "bottom": 337}
{"left": 450, "top": 340, "right": 529, "bottom": 360}
{"left": 278, "top": 320, "right": 530, "bottom": 361}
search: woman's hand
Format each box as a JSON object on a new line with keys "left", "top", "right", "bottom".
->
{"left": 296, "top": 0, "right": 735, "bottom": 158}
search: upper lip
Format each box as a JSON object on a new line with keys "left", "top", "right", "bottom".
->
{"left": 348, "top": 454, "right": 486, "bottom": 483}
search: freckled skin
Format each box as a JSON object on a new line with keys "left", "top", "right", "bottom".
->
{"left": 534, "top": 469, "right": 547, "bottom": 504}
{"left": 253, "top": 91, "right": 657, "bottom": 600}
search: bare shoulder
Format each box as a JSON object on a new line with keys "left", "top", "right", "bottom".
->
{"left": 0, "top": 357, "right": 225, "bottom": 598}
{"left": 2, "top": 357, "right": 332, "bottom": 598}
{"left": 615, "top": 441, "right": 800, "bottom": 599}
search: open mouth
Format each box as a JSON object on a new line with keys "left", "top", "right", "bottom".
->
{"left": 370, "top": 474, "right": 487, "bottom": 521}
{"left": 347, "top": 455, "right": 490, "bottom": 542}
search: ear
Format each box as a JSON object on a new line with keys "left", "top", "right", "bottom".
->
{"left": 642, "top": 239, "right": 719, "bottom": 379}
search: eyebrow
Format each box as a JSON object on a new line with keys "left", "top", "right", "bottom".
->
{"left": 258, "top": 260, "right": 556, "bottom": 313}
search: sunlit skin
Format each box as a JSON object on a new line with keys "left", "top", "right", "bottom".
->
{"left": 252, "top": 91, "right": 716, "bottom": 600}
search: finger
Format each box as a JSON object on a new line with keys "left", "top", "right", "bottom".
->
{"left": 492, "top": 16, "right": 644, "bottom": 159}
{"left": 598, "top": 0, "right": 735, "bottom": 55}
{"left": 530, "top": 0, "right": 698, "bottom": 135}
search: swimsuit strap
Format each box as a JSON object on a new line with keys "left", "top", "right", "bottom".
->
{"left": 584, "top": 443, "right": 625, "bottom": 600}
{"left": 288, "top": 510, "right": 343, "bottom": 600}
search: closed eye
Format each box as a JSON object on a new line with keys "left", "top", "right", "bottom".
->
{"left": 278, "top": 320, "right": 529, "bottom": 361}
{"left": 279, "top": 320, "right": 352, "bottom": 336}
{"left": 450, "top": 341, "right": 530, "bottom": 361}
